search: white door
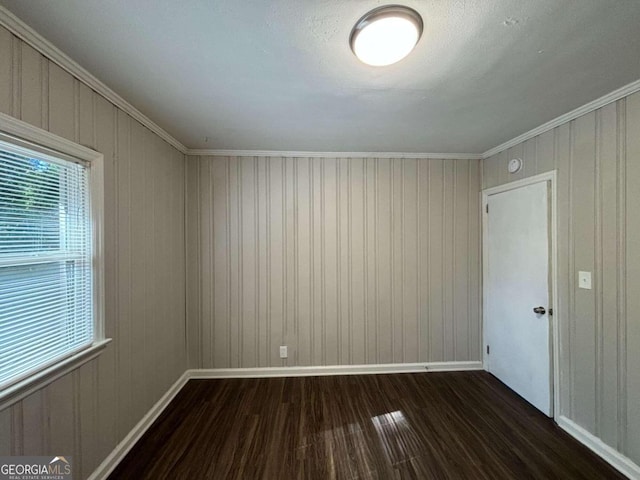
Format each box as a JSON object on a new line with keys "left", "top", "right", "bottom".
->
{"left": 484, "top": 180, "right": 552, "bottom": 416}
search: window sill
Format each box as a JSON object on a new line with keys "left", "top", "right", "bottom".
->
{"left": 0, "top": 338, "right": 112, "bottom": 411}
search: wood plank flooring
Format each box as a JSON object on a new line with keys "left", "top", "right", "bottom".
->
{"left": 109, "top": 371, "right": 624, "bottom": 479}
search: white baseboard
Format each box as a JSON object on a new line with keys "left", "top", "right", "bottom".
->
{"left": 557, "top": 415, "right": 640, "bottom": 479}
{"left": 188, "top": 361, "right": 483, "bottom": 379}
{"left": 87, "top": 371, "right": 190, "bottom": 480}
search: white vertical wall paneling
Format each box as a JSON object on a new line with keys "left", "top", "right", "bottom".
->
{"left": 291, "top": 158, "right": 300, "bottom": 364}
{"left": 626, "top": 93, "right": 639, "bottom": 463}
{"left": 0, "top": 27, "right": 11, "bottom": 113}
{"left": 568, "top": 119, "right": 577, "bottom": 421}
{"left": 365, "top": 158, "right": 376, "bottom": 363}
{"left": 598, "top": 101, "right": 618, "bottom": 448}
{"left": 185, "top": 156, "right": 201, "bottom": 369}
{"left": 469, "top": 159, "right": 481, "bottom": 361}
{"left": 116, "top": 110, "right": 132, "bottom": 438}
{"left": 390, "top": 158, "right": 399, "bottom": 362}
{"left": 417, "top": 160, "right": 428, "bottom": 362}
{"left": 19, "top": 43, "right": 41, "bottom": 128}
{"left": 299, "top": 158, "right": 309, "bottom": 364}
{"left": 325, "top": 157, "right": 338, "bottom": 365}
{"left": 11, "top": 34, "right": 20, "bottom": 119}
{"left": 0, "top": 406, "right": 10, "bottom": 455}
{"left": 213, "top": 157, "right": 228, "bottom": 367}
{"left": 350, "top": 158, "right": 366, "bottom": 364}
{"left": 404, "top": 159, "right": 418, "bottom": 363}
{"left": 594, "top": 108, "right": 603, "bottom": 437}
{"left": 572, "top": 112, "right": 597, "bottom": 433}
{"left": 11, "top": 403, "right": 22, "bottom": 455}
{"left": 267, "top": 156, "right": 282, "bottom": 366}
{"left": 128, "top": 120, "right": 145, "bottom": 424}
{"left": 444, "top": 162, "right": 455, "bottom": 361}
{"left": 189, "top": 155, "right": 482, "bottom": 369}
{"left": 615, "top": 98, "right": 627, "bottom": 455}
{"left": 429, "top": 160, "right": 444, "bottom": 361}
{"left": 95, "top": 94, "right": 117, "bottom": 466}
{"left": 257, "top": 157, "right": 268, "bottom": 367}
{"left": 77, "top": 81, "right": 98, "bottom": 479}
{"left": 0, "top": 26, "right": 187, "bottom": 479}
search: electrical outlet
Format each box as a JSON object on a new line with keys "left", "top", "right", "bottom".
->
{"left": 279, "top": 346, "right": 288, "bottom": 359}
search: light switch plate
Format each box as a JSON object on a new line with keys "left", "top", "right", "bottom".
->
{"left": 279, "top": 346, "right": 288, "bottom": 358}
{"left": 578, "top": 271, "right": 592, "bottom": 290}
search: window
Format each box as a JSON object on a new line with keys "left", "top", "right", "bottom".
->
{"left": 0, "top": 116, "right": 107, "bottom": 408}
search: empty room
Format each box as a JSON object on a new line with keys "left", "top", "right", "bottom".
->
{"left": 0, "top": 1, "right": 638, "bottom": 479}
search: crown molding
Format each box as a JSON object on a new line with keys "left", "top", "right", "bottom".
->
{"left": 0, "top": 5, "right": 188, "bottom": 154}
{"left": 482, "top": 78, "right": 640, "bottom": 159}
{"left": 186, "top": 149, "right": 483, "bottom": 160}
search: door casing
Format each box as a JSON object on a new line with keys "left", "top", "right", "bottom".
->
{"left": 481, "top": 170, "right": 559, "bottom": 418}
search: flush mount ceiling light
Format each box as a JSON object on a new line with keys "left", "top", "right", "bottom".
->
{"left": 350, "top": 5, "right": 423, "bottom": 67}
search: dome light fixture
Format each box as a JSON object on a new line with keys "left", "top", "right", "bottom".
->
{"left": 350, "top": 5, "right": 423, "bottom": 67}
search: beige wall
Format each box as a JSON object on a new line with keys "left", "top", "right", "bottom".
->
{"left": 0, "top": 27, "right": 187, "bottom": 478}
{"left": 482, "top": 91, "right": 640, "bottom": 465}
{"left": 186, "top": 155, "right": 482, "bottom": 368}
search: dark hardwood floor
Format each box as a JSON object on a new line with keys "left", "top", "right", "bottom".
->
{"left": 109, "top": 371, "right": 624, "bottom": 479}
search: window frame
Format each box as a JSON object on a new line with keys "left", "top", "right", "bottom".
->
{"left": 0, "top": 112, "right": 110, "bottom": 411}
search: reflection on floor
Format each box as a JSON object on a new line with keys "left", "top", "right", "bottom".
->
{"left": 109, "top": 371, "right": 623, "bottom": 479}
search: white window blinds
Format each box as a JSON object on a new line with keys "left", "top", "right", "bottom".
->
{"left": 0, "top": 142, "right": 93, "bottom": 390}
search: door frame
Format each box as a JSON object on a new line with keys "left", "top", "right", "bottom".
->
{"left": 481, "top": 170, "right": 559, "bottom": 418}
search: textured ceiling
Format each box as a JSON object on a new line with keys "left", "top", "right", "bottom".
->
{"left": 2, "top": 0, "right": 640, "bottom": 153}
